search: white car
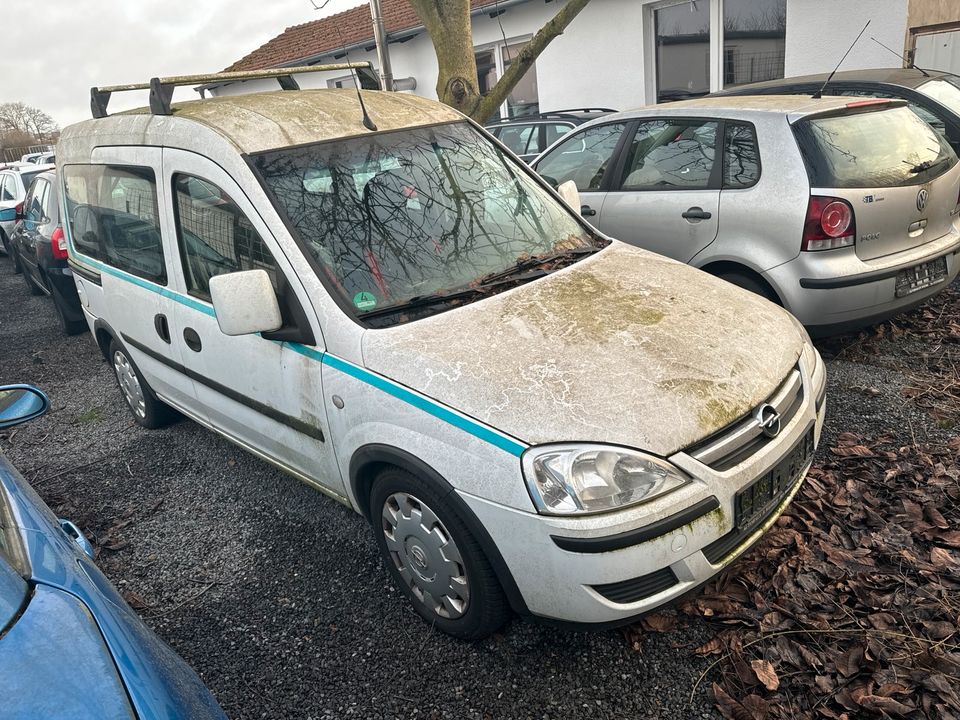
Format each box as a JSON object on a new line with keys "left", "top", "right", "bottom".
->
{"left": 60, "top": 66, "right": 826, "bottom": 639}
{"left": 0, "top": 164, "right": 55, "bottom": 256}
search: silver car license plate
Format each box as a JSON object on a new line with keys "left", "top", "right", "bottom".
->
{"left": 895, "top": 256, "right": 947, "bottom": 298}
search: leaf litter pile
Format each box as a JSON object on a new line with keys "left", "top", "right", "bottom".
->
{"left": 625, "top": 281, "right": 960, "bottom": 718}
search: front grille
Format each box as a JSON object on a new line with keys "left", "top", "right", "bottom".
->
{"left": 687, "top": 365, "right": 804, "bottom": 471}
{"left": 591, "top": 567, "right": 679, "bottom": 604}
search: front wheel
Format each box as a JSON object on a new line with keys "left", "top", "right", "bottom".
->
{"left": 108, "top": 339, "right": 177, "bottom": 428}
{"left": 371, "top": 467, "right": 511, "bottom": 640}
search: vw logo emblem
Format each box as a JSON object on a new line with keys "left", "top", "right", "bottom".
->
{"left": 917, "top": 188, "right": 929, "bottom": 212}
{"left": 754, "top": 403, "right": 782, "bottom": 439}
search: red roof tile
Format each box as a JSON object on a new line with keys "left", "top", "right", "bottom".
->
{"left": 226, "top": 0, "right": 505, "bottom": 72}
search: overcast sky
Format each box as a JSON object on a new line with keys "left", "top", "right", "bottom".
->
{"left": 2, "top": 0, "right": 368, "bottom": 129}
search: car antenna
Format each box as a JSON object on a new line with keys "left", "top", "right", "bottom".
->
{"left": 870, "top": 36, "right": 930, "bottom": 77}
{"left": 813, "top": 20, "right": 870, "bottom": 98}
{"left": 333, "top": 25, "right": 377, "bottom": 131}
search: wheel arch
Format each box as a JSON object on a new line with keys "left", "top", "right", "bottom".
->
{"left": 349, "top": 443, "right": 529, "bottom": 615}
{"left": 92, "top": 318, "right": 118, "bottom": 360}
{"left": 698, "top": 260, "right": 783, "bottom": 305}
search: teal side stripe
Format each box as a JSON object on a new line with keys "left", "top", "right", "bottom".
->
{"left": 289, "top": 344, "right": 526, "bottom": 457}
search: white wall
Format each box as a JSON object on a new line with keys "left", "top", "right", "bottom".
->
{"left": 784, "top": 0, "right": 909, "bottom": 76}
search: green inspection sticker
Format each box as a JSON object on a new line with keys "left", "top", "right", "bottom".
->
{"left": 353, "top": 291, "right": 378, "bottom": 310}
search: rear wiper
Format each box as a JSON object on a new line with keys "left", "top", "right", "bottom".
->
{"left": 477, "top": 246, "right": 600, "bottom": 286}
{"left": 908, "top": 157, "right": 948, "bottom": 174}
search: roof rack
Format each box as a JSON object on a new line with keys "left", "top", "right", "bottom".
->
{"left": 89, "top": 62, "right": 381, "bottom": 119}
{"left": 548, "top": 107, "right": 617, "bottom": 114}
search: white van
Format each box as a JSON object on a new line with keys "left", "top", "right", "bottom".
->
{"left": 60, "top": 66, "right": 826, "bottom": 639}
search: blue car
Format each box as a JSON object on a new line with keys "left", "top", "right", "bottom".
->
{"left": 0, "top": 384, "right": 226, "bottom": 720}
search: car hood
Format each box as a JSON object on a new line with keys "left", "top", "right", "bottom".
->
{"left": 362, "top": 242, "right": 804, "bottom": 456}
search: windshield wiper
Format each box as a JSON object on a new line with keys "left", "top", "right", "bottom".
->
{"left": 477, "top": 246, "right": 600, "bottom": 287}
{"left": 357, "top": 286, "right": 484, "bottom": 320}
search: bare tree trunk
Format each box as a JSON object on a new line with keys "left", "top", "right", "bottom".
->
{"left": 409, "top": 0, "right": 593, "bottom": 123}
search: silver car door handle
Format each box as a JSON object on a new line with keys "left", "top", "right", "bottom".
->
{"left": 682, "top": 207, "right": 712, "bottom": 221}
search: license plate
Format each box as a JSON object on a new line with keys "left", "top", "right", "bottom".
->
{"left": 734, "top": 428, "right": 814, "bottom": 533}
{"left": 895, "top": 256, "right": 947, "bottom": 298}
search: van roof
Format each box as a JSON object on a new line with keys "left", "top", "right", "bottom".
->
{"left": 61, "top": 89, "right": 463, "bottom": 154}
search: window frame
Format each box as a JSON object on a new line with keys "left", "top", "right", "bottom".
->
{"left": 170, "top": 171, "right": 280, "bottom": 302}
{"left": 61, "top": 163, "right": 168, "bottom": 285}
{"left": 606, "top": 116, "right": 727, "bottom": 193}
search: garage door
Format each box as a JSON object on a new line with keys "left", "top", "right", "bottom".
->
{"left": 915, "top": 30, "right": 960, "bottom": 75}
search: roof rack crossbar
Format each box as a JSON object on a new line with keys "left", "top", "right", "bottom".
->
{"left": 89, "top": 62, "right": 379, "bottom": 119}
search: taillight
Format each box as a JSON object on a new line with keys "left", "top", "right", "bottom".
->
{"left": 51, "top": 226, "right": 68, "bottom": 260}
{"left": 14, "top": 201, "right": 23, "bottom": 219}
{"left": 802, "top": 196, "right": 856, "bottom": 251}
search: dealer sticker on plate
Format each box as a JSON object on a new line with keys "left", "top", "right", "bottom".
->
{"left": 895, "top": 256, "right": 947, "bottom": 298}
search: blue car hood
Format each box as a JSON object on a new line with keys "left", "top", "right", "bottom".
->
{"left": 0, "top": 583, "right": 134, "bottom": 719}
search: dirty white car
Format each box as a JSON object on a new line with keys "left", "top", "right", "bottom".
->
{"left": 59, "top": 65, "right": 826, "bottom": 639}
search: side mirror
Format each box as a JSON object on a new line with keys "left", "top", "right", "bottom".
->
{"left": 0, "top": 385, "right": 50, "bottom": 429}
{"left": 209, "top": 269, "right": 283, "bottom": 336}
{"left": 556, "top": 180, "right": 581, "bottom": 213}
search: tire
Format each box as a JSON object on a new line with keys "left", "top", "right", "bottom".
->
{"left": 0, "top": 230, "right": 9, "bottom": 256}
{"left": 52, "top": 292, "right": 87, "bottom": 336}
{"left": 10, "top": 245, "right": 22, "bottom": 274}
{"left": 22, "top": 265, "right": 42, "bottom": 295}
{"left": 108, "top": 338, "right": 177, "bottom": 428}
{"left": 370, "top": 466, "right": 511, "bottom": 640}
{"left": 718, "top": 271, "right": 781, "bottom": 306}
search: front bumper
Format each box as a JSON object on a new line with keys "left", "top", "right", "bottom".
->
{"left": 766, "top": 230, "right": 960, "bottom": 330}
{"left": 462, "top": 362, "right": 825, "bottom": 625}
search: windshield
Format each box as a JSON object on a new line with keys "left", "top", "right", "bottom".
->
{"left": 252, "top": 122, "right": 595, "bottom": 324}
{"left": 918, "top": 77, "right": 960, "bottom": 117}
{"left": 793, "top": 105, "right": 957, "bottom": 188}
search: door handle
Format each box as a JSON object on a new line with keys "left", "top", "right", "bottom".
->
{"left": 682, "top": 207, "right": 712, "bottom": 221}
{"left": 581, "top": 205, "right": 597, "bottom": 217}
{"left": 183, "top": 327, "right": 202, "bottom": 352}
{"left": 154, "top": 314, "right": 170, "bottom": 344}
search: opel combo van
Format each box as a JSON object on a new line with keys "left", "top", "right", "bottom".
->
{"left": 60, "top": 66, "right": 826, "bottom": 639}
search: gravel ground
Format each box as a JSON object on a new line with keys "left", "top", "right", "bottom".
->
{"left": 0, "top": 261, "right": 951, "bottom": 719}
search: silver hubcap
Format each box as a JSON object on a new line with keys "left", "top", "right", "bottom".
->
{"left": 382, "top": 492, "right": 469, "bottom": 619}
{"left": 113, "top": 350, "right": 146, "bottom": 419}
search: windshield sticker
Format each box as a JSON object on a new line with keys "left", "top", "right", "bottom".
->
{"left": 353, "top": 291, "right": 378, "bottom": 311}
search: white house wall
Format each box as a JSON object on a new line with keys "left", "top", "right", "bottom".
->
{"left": 784, "top": 0, "right": 909, "bottom": 76}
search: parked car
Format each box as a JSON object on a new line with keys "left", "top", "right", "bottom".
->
{"left": 19, "top": 152, "right": 46, "bottom": 164}
{"left": 531, "top": 95, "right": 960, "bottom": 334}
{"left": 9, "top": 170, "right": 86, "bottom": 334}
{"left": 486, "top": 108, "right": 615, "bottom": 163}
{"left": 61, "top": 68, "right": 825, "bottom": 639}
{"left": 0, "top": 384, "right": 227, "bottom": 719}
{"left": 0, "top": 164, "right": 55, "bottom": 258}
{"left": 716, "top": 68, "right": 960, "bottom": 155}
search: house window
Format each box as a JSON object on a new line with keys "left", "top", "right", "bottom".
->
{"left": 655, "top": 0, "right": 711, "bottom": 103}
{"left": 475, "top": 39, "right": 540, "bottom": 121}
{"left": 723, "top": 0, "right": 786, "bottom": 87}
{"left": 327, "top": 75, "right": 358, "bottom": 89}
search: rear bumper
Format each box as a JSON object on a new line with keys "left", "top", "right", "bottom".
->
{"left": 767, "top": 229, "right": 960, "bottom": 330}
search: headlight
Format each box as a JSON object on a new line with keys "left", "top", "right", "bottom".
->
{"left": 521, "top": 444, "right": 691, "bottom": 515}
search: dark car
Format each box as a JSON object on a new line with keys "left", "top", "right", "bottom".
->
{"left": 716, "top": 68, "right": 960, "bottom": 154}
{"left": 9, "top": 170, "right": 86, "bottom": 334}
{"left": 486, "top": 108, "right": 615, "bottom": 162}
{"left": 0, "top": 384, "right": 227, "bottom": 719}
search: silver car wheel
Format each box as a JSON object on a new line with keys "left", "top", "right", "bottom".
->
{"left": 381, "top": 492, "right": 470, "bottom": 619}
{"left": 113, "top": 350, "right": 146, "bottom": 419}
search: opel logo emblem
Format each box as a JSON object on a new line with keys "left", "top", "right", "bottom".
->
{"left": 917, "top": 188, "right": 929, "bottom": 212}
{"left": 755, "top": 403, "right": 782, "bottom": 438}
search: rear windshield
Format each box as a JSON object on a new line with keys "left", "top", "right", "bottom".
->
{"left": 18, "top": 170, "right": 43, "bottom": 190}
{"left": 918, "top": 77, "right": 960, "bottom": 118}
{"left": 252, "top": 121, "right": 593, "bottom": 322}
{"left": 793, "top": 105, "right": 957, "bottom": 188}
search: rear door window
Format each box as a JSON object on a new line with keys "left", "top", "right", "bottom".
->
{"left": 544, "top": 123, "right": 574, "bottom": 148}
{"left": 793, "top": 106, "right": 957, "bottom": 188}
{"left": 172, "top": 173, "right": 278, "bottom": 299}
{"left": 618, "top": 119, "right": 719, "bottom": 190}
{"left": 25, "top": 179, "right": 48, "bottom": 222}
{"left": 62, "top": 165, "right": 166, "bottom": 283}
{"left": 722, "top": 122, "right": 761, "bottom": 188}
{"left": 535, "top": 122, "right": 628, "bottom": 191}
{"left": 497, "top": 124, "right": 537, "bottom": 155}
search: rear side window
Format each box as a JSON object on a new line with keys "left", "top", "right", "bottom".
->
{"left": 498, "top": 125, "right": 537, "bottom": 155}
{"left": 794, "top": 106, "right": 957, "bottom": 188}
{"left": 0, "top": 175, "right": 14, "bottom": 201}
{"left": 172, "top": 173, "right": 278, "bottom": 299}
{"left": 535, "top": 122, "right": 627, "bottom": 191}
{"left": 723, "top": 122, "right": 760, "bottom": 188}
{"left": 62, "top": 164, "right": 166, "bottom": 283}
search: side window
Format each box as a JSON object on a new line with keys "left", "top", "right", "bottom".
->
{"left": 62, "top": 164, "right": 166, "bottom": 284}
{"left": 25, "top": 180, "right": 48, "bottom": 222}
{"left": 172, "top": 173, "right": 278, "bottom": 299}
{"left": 535, "top": 122, "right": 627, "bottom": 192}
{"left": 723, "top": 122, "right": 761, "bottom": 189}
{"left": 544, "top": 123, "right": 573, "bottom": 149}
{"left": 498, "top": 125, "right": 537, "bottom": 155}
{"left": 0, "top": 175, "right": 14, "bottom": 202}
{"left": 619, "top": 119, "right": 719, "bottom": 191}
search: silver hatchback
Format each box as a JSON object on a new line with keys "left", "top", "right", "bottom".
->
{"left": 531, "top": 96, "right": 960, "bottom": 334}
